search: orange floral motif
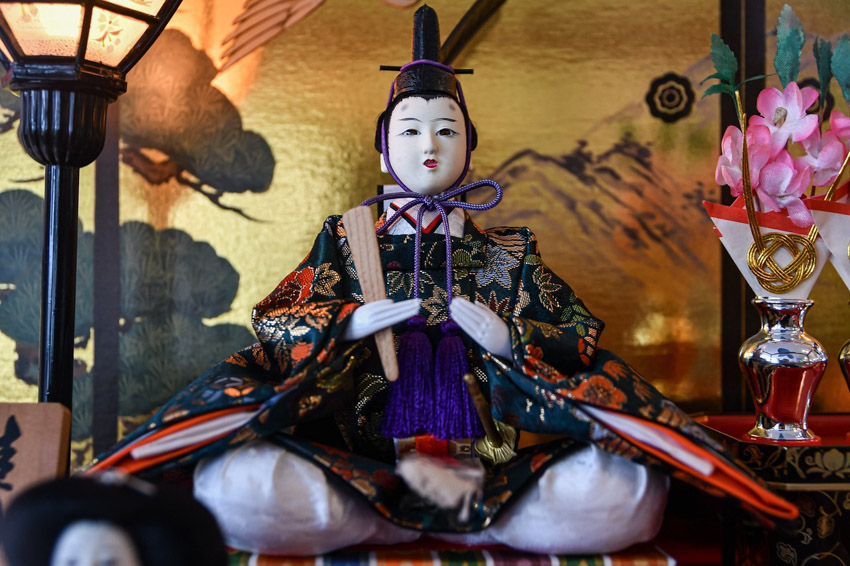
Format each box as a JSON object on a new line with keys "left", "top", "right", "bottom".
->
{"left": 572, "top": 375, "right": 627, "bottom": 409}
{"left": 656, "top": 402, "right": 689, "bottom": 429}
{"left": 603, "top": 359, "right": 630, "bottom": 380}
{"left": 273, "top": 266, "right": 315, "bottom": 310}
{"left": 224, "top": 352, "right": 249, "bottom": 368}
{"left": 523, "top": 356, "right": 564, "bottom": 383}
{"left": 339, "top": 302, "right": 359, "bottom": 319}
{"left": 253, "top": 346, "right": 271, "bottom": 371}
{"left": 275, "top": 371, "right": 306, "bottom": 393}
{"left": 223, "top": 386, "right": 255, "bottom": 397}
{"left": 524, "top": 344, "right": 543, "bottom": 360}
{"left": 290, "top": 342, "right": 313, "bottom": 364}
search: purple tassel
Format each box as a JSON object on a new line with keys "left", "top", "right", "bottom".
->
{"left": 382, "top": 316, "right": 433, "bottom": 438}
{"left": 433, "top": 319, "right": 485, "bottom": 440}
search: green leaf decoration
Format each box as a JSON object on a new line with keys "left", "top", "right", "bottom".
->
{"left": 699, "top": 72, "right": 729, "bottom": 86}
{"left": 708, "top": 33, "right": 738, "bottom": 85}
{"left": 774, "top": 4, "right": 805, "bottom": 87}
{"left": 813, "top": 37, "right": 833, "bottom": 106}
{"left": 832, "top": 34, "right": 850, "bottom": 105}
{"left": 701, "top": 83, "right": 734, "bottom": 99}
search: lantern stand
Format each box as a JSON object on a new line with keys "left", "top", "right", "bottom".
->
{"left": 0, "top": 1, "right": 181, "bottom": 418}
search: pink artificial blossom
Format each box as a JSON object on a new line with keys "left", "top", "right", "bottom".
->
{"left": 715, "top": 124, "right": 772, "bottom": 196}
{"left": 830, "top": 110, "right": 850, "bottom": 141}
{"left": 796, "top": 129, "right": 847, "bottom": 187}
{"left": 750, "top": 82, "right": 819, "bottom": 158}
{"left": 757, "top": 150, "right": 814, "bottom": 227}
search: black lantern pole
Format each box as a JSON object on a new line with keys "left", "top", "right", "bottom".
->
{"left": 19, "top": 82, "right": 118, "bottom": 407}
{"left": 0, "top": 0, "right": 182, "bottom": 412}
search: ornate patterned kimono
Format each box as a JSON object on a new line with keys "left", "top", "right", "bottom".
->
{"left": 90, "top": 212, "right": 796, "bottom": 532}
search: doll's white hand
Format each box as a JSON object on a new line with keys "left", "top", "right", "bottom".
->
{"left": 341, "top": 298, "right": 422, "bottom": 341}
{"left": 449, "top": 298, "right": 512, "bottom": 360}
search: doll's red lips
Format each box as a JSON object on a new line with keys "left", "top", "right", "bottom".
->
{"left": 424, "top": 159, "right": 438, "bottom": 168}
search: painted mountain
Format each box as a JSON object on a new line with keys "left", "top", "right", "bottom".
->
{"left": 470, "top": 135, "right": 719, "bottom": 407}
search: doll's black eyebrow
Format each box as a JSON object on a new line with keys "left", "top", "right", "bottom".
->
{"left": 398, "top": 117, "right": 457, "bottom": 122}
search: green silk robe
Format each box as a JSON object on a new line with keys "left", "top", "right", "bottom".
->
{"left": 91, "top": 213, "right": 796, "bottom": 532}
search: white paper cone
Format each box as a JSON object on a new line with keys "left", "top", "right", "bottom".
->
{"left": 704, "top": 200, "right": 830, "bottom": 300}
{"left": 809, "top": 197, "right": 850, "bottom": 292}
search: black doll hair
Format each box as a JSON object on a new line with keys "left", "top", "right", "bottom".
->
{"left": 1, "top": 477, "right": 227, "bottom": 566}
{"left": 373, "top": 91, "right": 478, "bottom": 154}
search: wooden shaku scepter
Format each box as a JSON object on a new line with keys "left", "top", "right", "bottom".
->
{"left": 342, "top": 206, "right": 399, "bottom": 382}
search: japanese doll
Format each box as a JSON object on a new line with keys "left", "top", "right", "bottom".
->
{"left": 88, "top": 5, "right": 798, "bottom": 556}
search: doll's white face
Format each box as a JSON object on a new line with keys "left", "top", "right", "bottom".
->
{"left": 386, "top": 96, "right": 467, "bottom": 196}
{"left": 51, "top": 521, "right": 142, "bottom": 566}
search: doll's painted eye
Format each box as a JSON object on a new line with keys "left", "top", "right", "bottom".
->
{"left": 401, "top": 128, "right": 420, "bottom": 136}
{"left": 437, "top": 128, "right": 458, "bottom": 136}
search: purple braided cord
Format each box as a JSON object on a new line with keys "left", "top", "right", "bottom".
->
{"left": 360, "top": 179, "right": 500, "bottom": 305}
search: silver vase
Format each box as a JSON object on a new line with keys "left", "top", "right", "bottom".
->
{"left": 738, "top": 297, "right": 826, "bottom": 442}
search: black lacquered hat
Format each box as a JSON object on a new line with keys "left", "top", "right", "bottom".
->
{"left": 388, "top": 5, "right": 459, "bottom": 100}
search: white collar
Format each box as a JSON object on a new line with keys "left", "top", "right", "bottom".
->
{"left": 380, "top": 185, "right": 466, "bottom": 237}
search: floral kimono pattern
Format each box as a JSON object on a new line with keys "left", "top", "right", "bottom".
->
{"left": 90, "top": 213, "right": 797, "bottom": 532}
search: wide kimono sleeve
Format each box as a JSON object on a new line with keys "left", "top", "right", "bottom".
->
{"left": 252, "top": 215, "right": 362, "bottom": 378}
{"left": 86, "top": 216, "right": 370, "bottom": 472}
{"left": 501, "top": 228, "right": 605, "bottom": 379}
{"left": 480, "top": 229, "right": 798, "bottom": 524}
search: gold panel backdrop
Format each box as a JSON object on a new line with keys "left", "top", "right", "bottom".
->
{"left": 2, "top": 0, "right": 850, "bottom": 459}
{"left": 161, "top": 0, "right": 724, "bottom": 409}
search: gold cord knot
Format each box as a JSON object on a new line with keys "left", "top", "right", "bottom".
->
{"left": 746, "top": 232, "right": 817, "bottom": 294}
